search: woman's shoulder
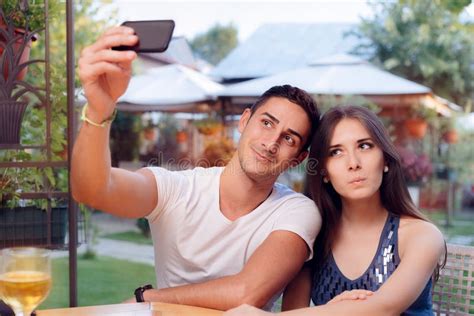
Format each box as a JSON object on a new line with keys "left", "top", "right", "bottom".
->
{"left": 398, "top": 215, "right": 442, "bottom": 236}
{"left": 398, "top": 215, "right": 445, "bottom": 258}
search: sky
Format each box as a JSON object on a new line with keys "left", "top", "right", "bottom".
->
{"left": 108, "top": 0, "right": 376, "bottom": 41}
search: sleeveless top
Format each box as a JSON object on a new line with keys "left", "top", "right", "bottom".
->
{"left": 311, "top": 213, "right": 433, "bottom": 315}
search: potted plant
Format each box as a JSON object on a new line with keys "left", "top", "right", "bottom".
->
{"left": 0, "top": 0, "right": 52, "bottom": 80}
{"left": 404, "top": 103, "right": 437, "bottom": 139}
{"left": 142, "top": 121, "right": 157, "bottom": 141}
{"left": 0, "top": 156, "right": 68, "bottom": 248}
{"left": 439, "top": 117, "right": 458, "bottom": 144}
{"left": 199, "top": 137, "right": 235, "bottom": 167}
{"left": 194, "top": 117, "right": 223, "bottom": 136}
{"left": 0, "top": 1, "right": 46, "bottom": 145}
{"left": 0, "top": 0, "right": 67, "bottom": 248}
{"left": 397, "top": 146, "right": 433, "bottom": 206}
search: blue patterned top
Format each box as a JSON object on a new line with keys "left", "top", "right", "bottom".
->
{"left": 311, "top": 213, "right": 433, "bottom": 315}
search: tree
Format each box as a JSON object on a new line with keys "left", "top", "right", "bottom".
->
{"left": 352, "top": 0, "right": 474, "bottom": 109}
{"left": 190, "top": 23, "right": 238, "bottom": 65}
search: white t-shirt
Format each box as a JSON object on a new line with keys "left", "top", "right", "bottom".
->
{"left": 145, "top": 166, "right": 321, "bottom": 310}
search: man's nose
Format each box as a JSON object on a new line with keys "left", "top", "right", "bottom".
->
{"left": 268, "top": 142, "right": 279, "bottom": 155}
{"left": 262, "top": 133, "right": 280, "bottom": 155}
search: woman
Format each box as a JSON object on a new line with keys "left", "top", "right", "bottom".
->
{"left": 225, "top": 106, "right": 445, "bottom": 316}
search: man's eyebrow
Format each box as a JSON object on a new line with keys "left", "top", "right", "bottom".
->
{"left": 261, "top": 112, "right": 280, "bottom": 124}
{"left": 261, "top": 112, "right": 304, "bottom": 143}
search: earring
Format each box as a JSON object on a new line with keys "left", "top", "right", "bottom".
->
{"left": 323, "top": 177, "right": 329, "bottom": 183}
{"left": 384, "top": 166, "right": 389, "bottom": 173}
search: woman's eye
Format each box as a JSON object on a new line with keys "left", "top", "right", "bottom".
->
{"left": 360, "top": 142, "right": 374, "bottom": 150}
{"left": 329, "top": 149, "right": 342, "bottom": 156}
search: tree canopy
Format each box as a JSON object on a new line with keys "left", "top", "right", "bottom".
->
{"left": 352, "top": 0, "right": 474, "bottom": 110}
{"left": 190, "top": 23, "right": 238, "bottom": 65}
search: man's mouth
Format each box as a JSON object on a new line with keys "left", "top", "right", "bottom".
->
{"left": 252, "top": 147, "right": 274, "bottom": 163}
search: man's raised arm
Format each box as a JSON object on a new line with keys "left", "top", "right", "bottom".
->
{"left": 71, "top": 26, "right": 156, "bottom": 218}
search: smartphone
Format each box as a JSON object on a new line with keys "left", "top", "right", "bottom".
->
{"left": 113, "top": 20, "right": 175, "bottom": 53}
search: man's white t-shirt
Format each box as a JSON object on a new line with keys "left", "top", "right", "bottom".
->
{"left": 145, "top": 166, "right": 321, "bottom": 310}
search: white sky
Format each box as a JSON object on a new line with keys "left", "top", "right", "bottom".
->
{"left": 108, "top": 0, "right": 376, "bottom": 41}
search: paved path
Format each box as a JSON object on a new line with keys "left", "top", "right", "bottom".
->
{"left": 52, "top": 213, "right": 155, "bottom": 266}
{"left": 51, "top": 211, "right": 474, "bottom": 263}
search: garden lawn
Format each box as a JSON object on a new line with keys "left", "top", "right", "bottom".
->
{"left": 102, "top": 231, "right": 153, "bottom": 245}
{"left": 39, "top": 256, "right": 156, "bottom": 310}
{"left": 425, "top": 211, "right": 474, "bottom": 246}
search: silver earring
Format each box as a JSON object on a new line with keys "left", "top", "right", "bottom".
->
{"left": 384, "top": 166, "right": 389, "bottom": 173}
{"left": 323, "top": 177, "right": 329, "bottom": 183}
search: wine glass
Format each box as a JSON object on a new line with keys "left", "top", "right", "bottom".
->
{"left": 0, "top": 247, "right": 52, "bottom": 316}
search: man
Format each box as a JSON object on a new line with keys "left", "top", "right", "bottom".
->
{"left": 72, "top": 26, "right": 321, "bottom": 311}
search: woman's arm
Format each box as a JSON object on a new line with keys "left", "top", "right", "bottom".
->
{"left": 282, "top": 266, "right": 374, "bottom": 311}
{"left": 282, "top": 219, "right": 445, "bottom": 315}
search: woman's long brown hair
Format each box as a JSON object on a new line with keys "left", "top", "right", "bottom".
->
{"left": 306, "top": 105, "right": 445, "bottom": 280}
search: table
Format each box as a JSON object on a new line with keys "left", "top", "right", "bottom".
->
{"left": 37, "top": 302, "right": 223, "bottom": 315}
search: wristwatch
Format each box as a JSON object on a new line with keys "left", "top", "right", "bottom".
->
{"left": 134, "top": 284, "right": 153, "bottom": 303}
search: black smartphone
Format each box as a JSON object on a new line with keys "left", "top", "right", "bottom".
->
{"left": 113, "top": 20, "right": 175, "bottom": 53}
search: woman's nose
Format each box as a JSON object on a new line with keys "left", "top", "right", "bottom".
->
{"left": 347, "top": 151, "right": 361, "bottom": 170}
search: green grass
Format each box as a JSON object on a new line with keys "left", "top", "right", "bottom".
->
{"left": 39, "top": 256, "right": 156, "bottom": 309}
{"left": 101, "top": 231, "right": 153, "bottom": 245}
{"left": 425, "top": 211, "right": 474, "bottom": 246}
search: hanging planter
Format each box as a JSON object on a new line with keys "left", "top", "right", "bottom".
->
{"left": 143, "top": 127, "right": 156, "bottom": 141}
{"left": 176, "top": 130, "right": 188, "bottom": 144}
{"left": 442, "top": 129, "right": 458, "bottom": 144}
{"left": 0, "top": 100, "right": 28, "bottom": 144}
{"left": 405, "top": 118, "right": 428, "bottom": 139}
{"left": 194, "top": 118, "right": 223, "bottom": 136}
{"left": 0, "top": 4, "right": 45, "bottom": 146}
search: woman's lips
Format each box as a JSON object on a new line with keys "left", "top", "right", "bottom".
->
{"left": 349, "top": 177, "right": 366, "bottom": 184}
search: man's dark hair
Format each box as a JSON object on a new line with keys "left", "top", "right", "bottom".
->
{"left": 250, "top": 85, "right": 320, "bottom": 151}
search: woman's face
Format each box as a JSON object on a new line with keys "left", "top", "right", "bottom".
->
{"left": 325, "top": 118, "right": 385, "bottom": 202}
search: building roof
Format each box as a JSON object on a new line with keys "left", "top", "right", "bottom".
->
{"left": 219, "top": 53, "right": 431, "bottom": 97}
{"left": 117, "top": 64, "right": 223, "bottom": 112}
{"left": 210, "top": 23, "right": 360, "bottom": 81}
{"left": 140, "top": 36, "right": 197, "bottom": 68}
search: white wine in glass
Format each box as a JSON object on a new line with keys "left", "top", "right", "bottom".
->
{"left": 0, "top": 248, "right": 52, "bottom": 316}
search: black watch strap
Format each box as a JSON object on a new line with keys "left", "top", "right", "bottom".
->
{"left": 134, "top": 284, "right": 153, "bottom": 303}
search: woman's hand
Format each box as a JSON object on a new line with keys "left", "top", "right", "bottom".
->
{"left": 327, "top": 290, "right": 374, "bottom": 304}
{"left": 224, "top": 304, "right": 273, "bottom": 316}
{"left": 78, "top": 26, "right": 138, "bottom": 122}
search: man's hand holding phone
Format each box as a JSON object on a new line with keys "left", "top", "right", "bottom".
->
{"left": 78, "top": 20, "right": 175, "bottom": 124}
{"left": 78, "top": 26, "right": 138, "bottom": 124}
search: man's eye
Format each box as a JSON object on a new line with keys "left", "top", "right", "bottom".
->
{"left": 285, "top": 135, "right": 295, "bottom": 145}
{"left": 262, "top": 120, "right": 272, "bottom": 128}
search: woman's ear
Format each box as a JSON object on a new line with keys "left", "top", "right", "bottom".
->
{"left": 320, "top": 169, "right": 330, "bottom": 183}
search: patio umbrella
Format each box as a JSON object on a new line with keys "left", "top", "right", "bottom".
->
{"left": 118, "top": 64, "right": 224, "bottom": 113}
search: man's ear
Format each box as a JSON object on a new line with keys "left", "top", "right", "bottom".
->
{"left": 290, "top": 150, "right": 309, "bottom": 167}
{"left": 238, "top": 108, "right": 252, "bottom": 133}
